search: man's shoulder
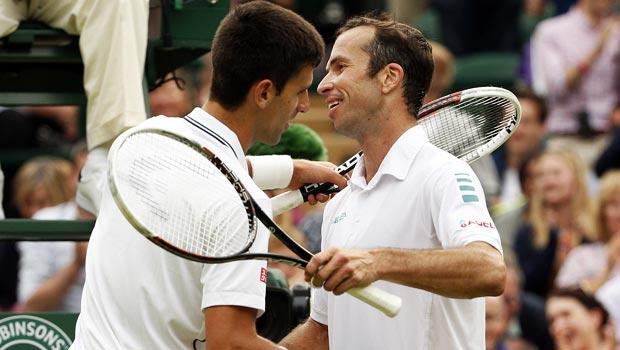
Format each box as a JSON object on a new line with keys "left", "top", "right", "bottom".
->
{"left": 535, "top": 11, "right": 574, "bottom": 36}
{"left": 416, "top": 143, "right": 470, "bottom": 174}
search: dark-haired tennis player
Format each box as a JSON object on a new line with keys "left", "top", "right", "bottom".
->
{"left": 280, "top": 12, "right": 506, "bottom": 350}
{"left": 70, "top": 2, "right": 346, "bottom": 349}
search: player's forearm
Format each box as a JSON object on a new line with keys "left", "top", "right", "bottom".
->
{"left": 372, "top": 242, "right": 506, "bottom": 298}
{"left": 206, "top": 337, "right": 282, "bottom": 350}
{"left": 22, "top": 263, "right": 82, "bottom": 311}
{"left": 279, "top": 318, "right": 328, "bottom": 350}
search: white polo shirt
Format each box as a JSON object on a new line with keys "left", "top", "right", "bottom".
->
{"left": 72, "top": 108, "right": 272, "bottom": 349}
{"left": 310, "top": 126, "right": 503, "bottom": 350}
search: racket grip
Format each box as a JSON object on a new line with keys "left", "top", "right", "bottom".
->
{"left": 271, "top": 190, "right": 304, "bottom": 217}
{"left": 347, "top": 284, "right": 402, "bottom": 318}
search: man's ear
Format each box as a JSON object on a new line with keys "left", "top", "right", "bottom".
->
{"left": 254, "top": 79, "right": 275, "bottom": 109}
{"left": 381, "top": 63, "right": 404, "bottom": 94}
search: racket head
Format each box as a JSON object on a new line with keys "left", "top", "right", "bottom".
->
{"left": 418, "top": 86, "right": 521, "bottom": 163}
{"left": 108, "top": 128, "right": 258, "bottom": 263}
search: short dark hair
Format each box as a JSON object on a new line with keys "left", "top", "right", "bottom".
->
{"left": 335, "top": 12, "right": 434, "bottom": 117}
{"left": 514, "top": 87, "right": 547, "bottom": 124}
{"left": 209, "top": 1, "right": 325, "bottom": 110}
{"left": 548, "top": 287, "right": 610, "bottom": 333}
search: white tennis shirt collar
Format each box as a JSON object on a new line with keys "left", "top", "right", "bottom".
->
{"left": 184, "top": 107, "right": 247, "bottom": 168}
{"left": 350, "top": 125, "right": 428, "bottom": 190}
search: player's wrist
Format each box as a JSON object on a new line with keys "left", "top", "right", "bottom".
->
{"left": 246, "top": 155, "right": 293, "bottom": 190}
{"left": 577, "top": 61, "right": 589, "bottom": 75}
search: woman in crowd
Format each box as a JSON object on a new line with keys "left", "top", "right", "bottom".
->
{"left": 514, "top": 150, "right": 596, "bottom": 298}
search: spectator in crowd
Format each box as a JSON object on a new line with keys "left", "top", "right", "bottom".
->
{"left": 424, "top": 40, "right": 455, "bottom": 103}
{"left": 10, "top": 156, "right": 78, "bottom": 312}
{"left": 514, "top": 150, "right": 596, "bottom": 298}
{"left": 491, "top": 89, "right": 547, "bottom": 245}
{"left": 485, "top": 295, "right": 511, "bottom": 350}
{"left": 11, "top": 156, "right": 77, "bottom": 222}
{"left": 530, "top": 0, "right": 620, "bottom": 169}
{"left": 493, "top": 89, "right": 547, "bottom": 206}
{"left": 15, "top": 144, "right": 87, "bottom": 313}
{"left": 555, "top": 170, "right": 620, "bottom": 292}
{"left": 503, "top": 247, "right": 555, "bottom": 350}
{"left": 0, "top": 105, "right": 80, "bottom": 310}
{"left": 546, "top": 287, "right": 617, "bottom": 350}
{"left": 148, "top": 71, "right": 196, "bottom": 118}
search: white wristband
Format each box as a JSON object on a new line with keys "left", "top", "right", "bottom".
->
{"left": 246, "top": 155, "right": 294, "bottom": 190}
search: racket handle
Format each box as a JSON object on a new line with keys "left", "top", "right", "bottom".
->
{"left": 271, "top": 190, "right": 304, "bottom": 217}
{"left": 347, "top": 284, "right": 402, "bottom": 318}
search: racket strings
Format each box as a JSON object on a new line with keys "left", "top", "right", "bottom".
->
{"left": 420, "top": 96, "right": 517, "bottom": 161}
{"left": 114, "top": 132, "right": 254, "bottom": 258}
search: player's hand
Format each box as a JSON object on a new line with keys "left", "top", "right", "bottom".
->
{"left": 288, "top": 159, "right": 348, "bottom": 201}
{"left": 305, "top": 247, "right": 379, "bottom": 295}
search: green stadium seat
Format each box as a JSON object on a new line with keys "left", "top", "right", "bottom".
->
{"left": 451, "top": 51, "right": 520, "bottom": 92}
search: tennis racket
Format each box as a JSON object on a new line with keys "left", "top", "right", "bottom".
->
{"left": 108, "top": 128, "right": 402, "bottom": 318}
{"left": 271, "top": 86, "right": 522, "bottom": 216}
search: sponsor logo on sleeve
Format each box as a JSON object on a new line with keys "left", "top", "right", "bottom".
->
{"left": 260, "top": 267, "right": 267, "bottom": 283}
{"left": 459, "top": 219, "right": 496, "bottom": 229}
{"left": 0, "top": 315, "right": 72, "bottom": 350}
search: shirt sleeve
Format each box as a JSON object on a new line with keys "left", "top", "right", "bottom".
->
{"left": 430, "top": 160, "right": 503, "bottom": 254}
{"left": 309, "top": 287, "right": 328, "bottom": 325}
{"left": 200, "top": 196, "right": 272, "bottom": 314}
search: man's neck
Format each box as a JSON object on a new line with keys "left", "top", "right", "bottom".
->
{"left": 202, "top": 101, "right": 254, "bottom": 153}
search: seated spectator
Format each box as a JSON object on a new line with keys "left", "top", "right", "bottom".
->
{"left": 18, "top": 201, "right": 85, "bottom": 312}
{"left": 546, "top": 287, "right": 617, "bottom": 350}
{"left": 149, "top": 70, "right": 196, "bottom": 118}
{"left": 10, "top": 156, "right": 79, "bottom": 311}
{"left": 555, "top": 170, "right": 620, "bottom": 292}
{"left": 492, "top": 88, "right": 547, "bottom": 206}
{"left": 485, "top": 295, "right": 511, "bottom": 350}
{"left": 491, "top": 88, "right": 547, "bottom": 245}
{"left": 514, "top": 150, "right": 596, "bottom": 298}
{"left": 503, "top": 247, "right": 554, "bottom": 350}
{"left": 424, "top": 40, "right": 455, "bottom": 103}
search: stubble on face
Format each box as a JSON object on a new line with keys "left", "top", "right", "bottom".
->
{"left": 323, "top": 27, "right": 382, "bottom": 140}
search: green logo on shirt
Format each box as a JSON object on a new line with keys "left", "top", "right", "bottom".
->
{"left": 454, "top": 173, "right": 479, "bottom": 203}
{"left": 333, "top": 212, "right": 347, "bottom": 224}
